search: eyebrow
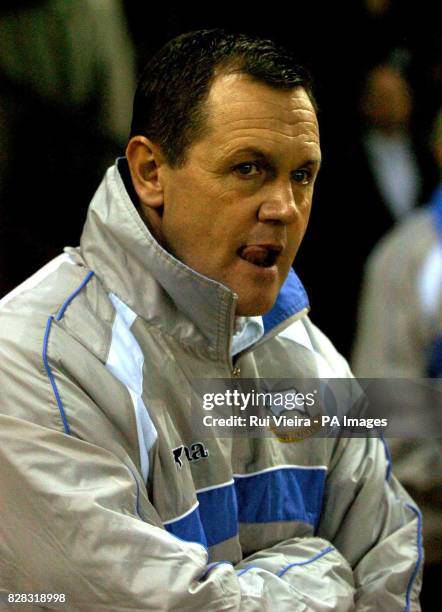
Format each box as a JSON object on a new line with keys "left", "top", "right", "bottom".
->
{"left": 229, "top": 147, "right": 322, "bottom": 169}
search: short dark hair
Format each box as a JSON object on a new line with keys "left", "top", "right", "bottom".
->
{"left": 130, "top": 29, "right": 316, "bottom": 167}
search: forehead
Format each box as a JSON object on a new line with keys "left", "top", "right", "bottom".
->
{"left": 202, "top": 73, "right": 320, "bottom": 159}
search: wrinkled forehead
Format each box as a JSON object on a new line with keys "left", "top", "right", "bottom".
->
{"left": 200, "top": 73, "right": 320, "bottom": 161}
{"left": 206, "top": 73, "right": 318, "bottom": 134}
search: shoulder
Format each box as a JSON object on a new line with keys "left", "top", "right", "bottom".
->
{"left": 0, "top": 253, "right": 115, "bottom": 427}
{"left": 0, "top": 252, "right": 114, "bottom": 353}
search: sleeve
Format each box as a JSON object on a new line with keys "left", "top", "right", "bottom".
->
{"left": 293, "top": 318, "right": 423, "bottom": 610}
{"left": 0, "top": 414, "right": 356, "bottom": 611}
{"left": 317, "top": 435, "right": 423, "bottom": 611}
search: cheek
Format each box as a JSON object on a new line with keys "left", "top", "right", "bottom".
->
{"left": 287, "top": 201, "right": 312, "bottom": 253}
{"left": 296, "top": 192, "right": 313, "bottom": 227}
{"left": 297, "top": 187, "right": 314, "bottom": 209}
{"left": 303, "top": 199, "right": 313, "bottom": 227}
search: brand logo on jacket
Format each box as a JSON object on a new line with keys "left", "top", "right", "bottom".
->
{"left": 172, "top": 442, "right": 209, "bottom": 468}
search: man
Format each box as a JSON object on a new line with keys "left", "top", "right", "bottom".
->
{"left": 353, "top": 107, "right": 442, "bottom": 379}
{"left": 353, "top": 107, "right": 442, "bottom": 609}
{"left": 0, "top": 30, "right": 422, "bottom": 610}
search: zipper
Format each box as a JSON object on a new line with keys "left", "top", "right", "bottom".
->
{"left": 232, "top": 366, "right": 241, "bottom": 378}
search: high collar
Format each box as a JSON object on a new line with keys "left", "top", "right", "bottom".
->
{"left": 80, "top": 159, "right": 309, "bottom": 359}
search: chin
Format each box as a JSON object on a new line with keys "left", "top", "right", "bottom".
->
{"left": 235, "top": 294, "right": 277, "bottom": 317}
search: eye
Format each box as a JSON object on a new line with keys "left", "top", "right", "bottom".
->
{"left": 233, "top": 162, "right": 262, "bottom": 177}
{"left": 291, "top": 168, "right": 312, "bottom": 185}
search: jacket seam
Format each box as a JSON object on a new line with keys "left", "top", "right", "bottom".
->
{"left": 380, "top": 434, "right": 393, "bottom": 481}
{"left": 276, "top": 545, "right": 335, "bottom": 577}
{"left": 199, "top": 561, "right": 233, "bottom": 581}
{"left": 42, "top": 271, "right": 95, "bottom": 435}
{"left": 404, "top": 504, "right": 423, "bottom": 612}
{"left": 236, "top": 565, "right": 260, "bottom": 577}
{"left": 42, "top": 316, "right": 71, "bottom": 435}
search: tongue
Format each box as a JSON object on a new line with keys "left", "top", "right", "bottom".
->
{"left": 239, "top": 246, "right": 269, "bottom": 266}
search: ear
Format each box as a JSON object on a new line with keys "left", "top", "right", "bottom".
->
{"left": 125, "top": 136, "right": 166, "bottom": 209}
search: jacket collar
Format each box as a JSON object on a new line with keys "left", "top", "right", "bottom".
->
{"left": 80, "top": 160, "right": 309, "bottom": 357}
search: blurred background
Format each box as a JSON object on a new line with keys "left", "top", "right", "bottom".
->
{"left": 1, "top": 0, "right": 441, "bottom": 606}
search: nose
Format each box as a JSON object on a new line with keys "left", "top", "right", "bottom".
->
{"left": 257, "top": 180, "right": 298, "bottom": 225}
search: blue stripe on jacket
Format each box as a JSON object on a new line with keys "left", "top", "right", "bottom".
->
{"left": 163, "top": 466, "right": 326, "bottom": 548}
{"left": 197, "top": 483, "right": 238, "bottom": 547}
{"left": 164, "top": 506, "right": 208, "bottom": 549}
{"left": 234, "top": 467, "right": 326, "bottom": 530}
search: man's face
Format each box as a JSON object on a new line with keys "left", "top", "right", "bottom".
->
{"left": 158, "top": 73, "right": 321, "bottom": 316}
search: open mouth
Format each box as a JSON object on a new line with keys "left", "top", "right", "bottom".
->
{"left": 237, "top": 245, "right": 282, "bottom": 268}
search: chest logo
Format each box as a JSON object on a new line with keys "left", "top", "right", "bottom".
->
{"left": 172, "top": 442, "right": 209, "bottom": 468}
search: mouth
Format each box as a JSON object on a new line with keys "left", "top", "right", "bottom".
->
{"left": 237, "top": 244, "right": 283, "bottom": 268}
